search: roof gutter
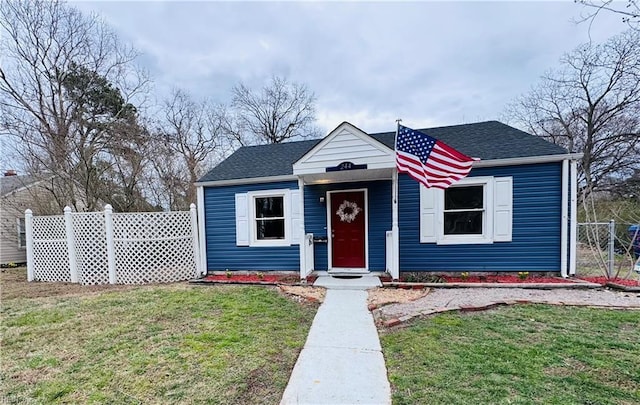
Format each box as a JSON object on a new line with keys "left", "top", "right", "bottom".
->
{"left": 194, "top": 174, "right": 298, "bottom": 188}
{"left": 473, "top": 153, "right": 583, "bottom": 168}
{"left": 1, "top": 174, "right": 57, "bottom": 198}
{"left": 195, "top": 153, "right": 584, "bottom": 187}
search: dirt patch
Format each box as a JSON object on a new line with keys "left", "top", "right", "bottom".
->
{"left": 544, "top": 359, "right": 589, "bottom": 377}
{"left": 279, "top": 285, "right": 326, "bottom": 303}
{"left": 1, "top": 267, "right": 137, "bottom": 300}
{"left": 368, "top": 287, "right": 431, "bottom": 308}
{"left": 278, "top": 285, "right": 430, "bottom": 307}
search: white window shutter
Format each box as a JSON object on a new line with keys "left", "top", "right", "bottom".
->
{"left": 290, "top": 189, "right": 302, "bottom": 245}
{"left": 420, "top": 186, "right": 440, "bottom": 243}
{"left": 235, "top": 193, "right": 250, "bottom": 246}
{"left": 493, "top": 177, "right": 513, "bottom": 242}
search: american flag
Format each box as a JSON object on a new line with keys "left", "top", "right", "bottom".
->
{"left": 395, "top": 125, "right": 477, "bottom": 189}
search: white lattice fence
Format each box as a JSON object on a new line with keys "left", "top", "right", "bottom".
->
{"left": 72, "top": 212, "right": 109, "bottom": 285}
{"left": 25, "top": 204, "right": 203, "bottom": 285}
{"left": 112, "top": 211, "right": 197, "bottom": 284}
{"left": 30, "top": 215, "right": 70, "bottom": 282}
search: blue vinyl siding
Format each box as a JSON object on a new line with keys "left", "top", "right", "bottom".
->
{"left": 304, "top": 181, "right": 391, "bottom": 271}
{"left": 203, "top": 180, "right": 300, "bottom": 271}
{"left": 399, "top": 162, "right": 563, "bottom": 272}
{"left": 203, "top": 162, "right": 564, "bottom": 273}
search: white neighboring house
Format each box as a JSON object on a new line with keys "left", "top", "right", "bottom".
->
{"left": 0, "top": 171, "right": 56, "bottom": 265}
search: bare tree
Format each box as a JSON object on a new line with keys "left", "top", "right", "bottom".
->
{"left": 504, "top": 30, "right": 640, "bottom": 197}
{"left": 0, "top": 0, "right": 150, "bottom": 212}
{"left": 151, "top": 89, "right": 228, "bottom": 210}
{"left": 577, "top": 0, "right": 639, "bottom": 31}
{"left": 226, "top": 76, "right": 321, "bottom": 145}
{"left": 98, "top": 118, "right": 157, "bottom": 212}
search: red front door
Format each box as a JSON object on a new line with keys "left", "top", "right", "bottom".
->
{"left": 330, "top": 191, "right": 366, "bottom": 268}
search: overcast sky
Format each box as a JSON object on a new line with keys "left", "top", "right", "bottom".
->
{"left": 60, "top": 2, "right": 633, "bottom": 134}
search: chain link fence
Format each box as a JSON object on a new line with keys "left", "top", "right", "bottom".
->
{"left": 576, "top": 221, "right": 640, "bottom": 279}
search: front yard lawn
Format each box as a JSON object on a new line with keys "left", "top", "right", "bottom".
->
{"left": 1, "top": 269, "right": 317, "bottom": 404}
{"left": 381, "top": 305, "right": 640, "bottom": 405}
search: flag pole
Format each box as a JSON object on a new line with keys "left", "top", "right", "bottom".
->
{"left": 391, "top": 119, "right": 401, "bottom": 280}
{"left": 394, "top": 119, "right": 401, "bottom": 156}
{"left": 394, "top": 118, "right": 402, "bottom": 204}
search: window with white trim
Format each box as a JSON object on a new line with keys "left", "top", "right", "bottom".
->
{"left": 420, "top": 176, "right": 512, "bottom": 244}
{"left": 17, "top": 218, "right": 26, "bottom": 248}
{"left": 235, "top": 188, "right": 302, "bottom": 247}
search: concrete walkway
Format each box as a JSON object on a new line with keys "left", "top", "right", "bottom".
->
{"left": 280, "top": 277, "right": 391, "bottom": 404}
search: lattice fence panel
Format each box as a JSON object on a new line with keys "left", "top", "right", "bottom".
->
{"left": 112, "top": 211, "right": 197, "bottom": 284}
{"left": 28, "top": 206, "right": 199, "bottom": 285}
{"left": 31, "top": 215, "right": 70, "bottom": 282}
{"left": 72, "top": 212, "right": 109, "bottom": 285}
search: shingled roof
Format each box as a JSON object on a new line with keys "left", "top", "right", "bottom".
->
{"left": 0, "top": 174, "right": 52, "bottom": 197}
{"left": 198, "top": 121, "right": 567, "bottom": 183}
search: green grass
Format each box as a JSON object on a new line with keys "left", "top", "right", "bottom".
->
{"left": 381, "top": 305, "right": 640, "bottom": 405}
{"left": 1, "top": 284, "right": 317, "bottom": 404}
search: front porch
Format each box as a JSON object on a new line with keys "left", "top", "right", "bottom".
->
{"left": 292, "top": 122, "right": 400, "bottom": 281}
{"left": 297, "top": 179, "right": 399, "bottom": 280}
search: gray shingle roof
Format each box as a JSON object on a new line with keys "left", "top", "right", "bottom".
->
{"left": 198, "top": 121, "right": 568, "bottom": 183}
{"left": 0, "top": 174, "right": 50, "bottom": 197}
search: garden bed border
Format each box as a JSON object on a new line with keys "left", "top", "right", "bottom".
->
{"left": 382, "top": 281, "right": 602, "bottom": 289}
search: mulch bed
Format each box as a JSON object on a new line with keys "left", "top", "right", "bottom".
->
{"left": 578, "top": 276, "right": 640, "bottom": 287}
{"left": 198, "top": 273, "right": 640, "bottom": 289}
{"left": 440, "top": 275, "right": 572, "bottom": 284}
{"left": 200, "top": 274, "right": 316, "bottom": 285}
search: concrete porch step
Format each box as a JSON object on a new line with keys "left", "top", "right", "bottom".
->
{"left": 313, "top": 273, "right": 382, "bottom": 290}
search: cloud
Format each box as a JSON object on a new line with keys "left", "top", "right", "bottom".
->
{"left": 71, "top": 0, "right": 628, "bottom": 135}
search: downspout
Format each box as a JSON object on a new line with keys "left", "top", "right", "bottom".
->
{"left": 560, "top": 159, "right": 568, "bottom": 278}
{"left": 569, "top": 160, "right": 578, "bottom": 276}
{"left": 297, "top": 177, "right": 306, "bottom": 280}
{"left": 391, "top": 169, "right": 400, "bottom": 280}
{"left": 391, "top": 121, "right": 401, "bottom": 281}
{"left": 196, "top": 186, "right": 207, "bottom": 275}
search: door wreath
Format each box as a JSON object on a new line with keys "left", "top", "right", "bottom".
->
{"left": 336, "top": 200, "right": 361, "bottom": 223}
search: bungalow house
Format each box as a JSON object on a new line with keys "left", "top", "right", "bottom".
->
{"left": 195, "top": 121, "right": 581, "bottom": 280}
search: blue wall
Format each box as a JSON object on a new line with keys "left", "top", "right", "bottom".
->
{"left": 203, "top": 180, "right": 300, "bottom": 271}
{"left": 203, "top": 161, "right": 563, "bottom": 273}
{"left": 399, "top": 162, "right": 563, "bottom": 272}
{"left": 304, "top": 180, "right": 392, "bottom": 271}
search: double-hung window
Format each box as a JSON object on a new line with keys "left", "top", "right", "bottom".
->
{"left": 420, "top": 176, "right": 513, "bottom": 244}
{"left": 235, "top": 188, "right": 302, "bottom": 247}
{"left": 443, "top": 185, "right": 484, "bottom": 236}
{"left": 254, "top": 195, "right": 285, "bottom": 241}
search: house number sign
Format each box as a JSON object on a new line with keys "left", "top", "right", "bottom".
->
{"left": 326, "top": 161, "right": 368, "bottom": 172}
